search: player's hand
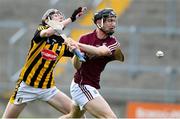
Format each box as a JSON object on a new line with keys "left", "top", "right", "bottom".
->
{"left": 71, "top": 7, "right": 87, "bottom": 22}
{"left": 45, "top": 16, "right": 52, "bottom": 25}
{"left": 114, "top": 48, "right": 124, "bottom": 62}
{"left": 65, "top": 38, "right": 78, "bottom": 52}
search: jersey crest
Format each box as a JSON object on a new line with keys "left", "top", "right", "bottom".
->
{"left": 41, "top": 49, "right": 57, "bottom": 61}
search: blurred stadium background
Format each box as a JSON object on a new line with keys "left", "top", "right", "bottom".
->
{"left": 0, "top": 0, "right": 180, "bottom": 118}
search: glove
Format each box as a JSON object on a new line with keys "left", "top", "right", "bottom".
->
{"left": 71, "top": 7, "right": 84, "bottom": 22}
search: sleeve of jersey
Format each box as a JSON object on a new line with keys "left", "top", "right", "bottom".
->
{"left": 79, "top": 36, "right": 87, "bottom": 44}
{"left": 32, "top": 25, "right": 47, "bottom": 43}
{"left": 79, "top": 36, "right": 88, "bottom": 53}
{"left": 108, "top": 38, "right": 124, "bottom": 62}
{"left": 107, "top": 38, "right": 120, "bottom": 54}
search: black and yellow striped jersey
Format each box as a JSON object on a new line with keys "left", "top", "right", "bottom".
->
{"left": 18, "top": 24, "right": 73, "bottom": 88}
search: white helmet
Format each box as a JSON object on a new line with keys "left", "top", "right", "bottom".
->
{"left": 42, "top": 8, "right": 63, "bottom": 21}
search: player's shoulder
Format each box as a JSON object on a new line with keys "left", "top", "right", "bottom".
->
{"left": 80, "top": 31, "right": 94, "bottom": 38}
{"left": 109, "top": 35, "right": 117, "bottom": 40}
{"left": 79, "top": 31, "right": 95, "bottom": 43}
{"left": 37, "top": 24, "right": 48, "bottom": 31}
{"left": 108, "top": 35, "right": 119, "bottom": 43}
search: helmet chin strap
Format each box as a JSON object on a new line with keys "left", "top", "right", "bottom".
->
{"left": 96, "top": 19, "right": 114, "bottom": 36}
{"left": 96, "top": 18, "right": 103, "bottom": 29}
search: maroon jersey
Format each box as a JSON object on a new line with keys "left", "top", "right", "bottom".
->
{"left": 74, "top": 30, "right": 120, "bottom": 89}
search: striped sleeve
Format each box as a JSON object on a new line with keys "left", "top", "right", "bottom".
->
{"left": 37, "top": 25, "right": 46, "bottom": 31}
{"left": 107, "top": 38, "right": 120, "bottom": 53}
{"left": 33, "top": 24, "right": 47, "bottom": 43}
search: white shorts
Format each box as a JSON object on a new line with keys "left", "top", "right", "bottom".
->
{"left": 70, "top": 80, "right": 101, "bottom": 110}
{"left": 11, "top": 81, "right": 60, "bottom": 104}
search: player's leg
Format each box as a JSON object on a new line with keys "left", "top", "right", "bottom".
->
{"left": 59, "top": 80, "right": 87, "bottom": 118}
{"left": 2, "top": 101, "right": 26, "bottom": 118}
{"left": 69, "top": 104, "right": 86, "bottom": 118}
{"left": 60, "top": 103, "right": 86, "bottom": 118}
{"left": 47, "top": 91, "right": 72, "bottom": 114}
{"left": 2, "top": 81, "right": 29, "bottom": 118}
{"left": 84, "top": 96, "right": 117, "bottom": 118}
{"left": 38, "top": 85, "right": 85, "bottom": 117}
{"left": 70, "top": 80, "right": 116, "bottom": 118}
{"left": 38, "top": 86, "right": 72, "bottom": 114}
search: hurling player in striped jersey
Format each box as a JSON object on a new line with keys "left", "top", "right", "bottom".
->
{"left": 2, "top": 7, "right": 86, "bottom": 118}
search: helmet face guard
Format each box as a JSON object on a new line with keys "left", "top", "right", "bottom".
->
{"left": 93, "top": 8, "right": 116, "bottom": 23}
{"left": 42, "top": 9, "right": 64, "bottom": 25}
{"left": 93, "top": 8, "right": 117, "bottom": 35}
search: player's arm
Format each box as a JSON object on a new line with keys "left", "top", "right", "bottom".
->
{"left": 40, "top": 16, "right": 75, "bottom": 38}
{"left": 79, "top": 45, "right": 124, "bottom": 62}
{"left": 40, "top": 27, "right": 56, "bottom": 37}
{"left": 40, "top": 17, "right": 72, "bottom": 37}
{"left": 77, "top": 43, "right": 111, "bottom": 56}
{"left": 72, "top": 55, "right": 82, "bottom": 70}
{"left": 77, "top": 37, "right": 124, "bottom": 62}
{"left": 41, "top": 7, "right": 86, "bottom": 38}
{"left": 32, "top": 25, "right": 52, "bottom": 43}
{"left": 113, "top": 48, "right": 124, "bottom": 62}
{"left": 61, "top": 6, "right": 86, "bottom": 26}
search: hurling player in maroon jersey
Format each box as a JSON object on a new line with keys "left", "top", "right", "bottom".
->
{"left": 61, "top": 8, "right": 124, "bottom": 118}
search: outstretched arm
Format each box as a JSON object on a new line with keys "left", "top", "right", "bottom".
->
{"left": 40, "top": 7, "right": 87, "bottom": 38}
{"left": 77, "top": 43, "right": 112, "bottom": 56}
{"left": 77, "top": 42, "right": 124, "bottom": 62}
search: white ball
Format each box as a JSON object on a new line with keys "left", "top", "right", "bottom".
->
{"left": 156, "top": 50, "right": 164, "bottom": 58}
